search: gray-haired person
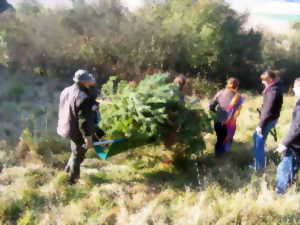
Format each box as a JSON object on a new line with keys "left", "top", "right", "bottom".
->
{"left": 57, "top": 69, "right": 96, "bottom": 184}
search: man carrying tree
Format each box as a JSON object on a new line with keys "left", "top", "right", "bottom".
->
{"left": 250, "top": 70, "right": 283, "bottom": 170}
{"left": 57, "top": 69, "right": 96, "bottom": 184}
{"left": 276, "top": 78, "right": 300, "bottom": 194}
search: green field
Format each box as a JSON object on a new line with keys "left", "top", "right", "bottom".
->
{"left": 257, "top": 13, "right": 300, "bottom": 22}
{"left": 1, "top": 69, "right": 300, "bottom": 224}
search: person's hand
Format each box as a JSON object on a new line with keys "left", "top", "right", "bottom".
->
{"left": 84, "top": 136, "right": 93, "bottom": 149}
{"left": 256, "top": 127, "right": 263, "bottom": 136}
{"left": 276, "top": 144, "right": 287, "bottom": 154}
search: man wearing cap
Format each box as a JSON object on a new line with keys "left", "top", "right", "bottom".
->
{"left": 57, "top": 69, "right": 96, "bottom": 184}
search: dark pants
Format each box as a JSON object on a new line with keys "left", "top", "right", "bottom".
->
{"left": 65, "top": 137, "right": 87, "bottom": 184}
{"left": 214, "top": 122, "right": 227, "bottom": 157}
{"left": 93, "top": 126, "right": 105, "bottom": 141}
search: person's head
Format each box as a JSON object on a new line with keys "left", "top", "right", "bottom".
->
{"left": 173, "top": 75, "right": 187, "bottom": 90}
{"left": 226, "top": 77, "right": 239, "bottom": 90}
{"left": 73, "top": 69, "right": 95, "bottom": 88}
{"left": 293, "top": 78, "right": 300, "bottom": 97}
{"left": 260, "top": 70, "right": 277, "bottom": 87}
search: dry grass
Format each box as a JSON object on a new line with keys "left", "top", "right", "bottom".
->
{"left": 0, "top": 93, "right": 300, "bottom": 225}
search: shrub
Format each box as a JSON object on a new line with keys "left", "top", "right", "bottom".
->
{"left": 0, "top": 0, "right": 263, "bottom": 88}
{"left": 17, "top": 211, "right": 37, "bottom": 225}
{"left": 0, "top": 199, "right": 23, "bottom": 223}
{"left": 7, "top": 82, "right": 25, "bottom": 102}
{"left": 189, "top": 77, "right": 221, "bottom": 98}
{"left": 53, "top": 172, "right": 70, "bottom": 186}
{"left": 24, "top": 169, "right": 49, "bottom": 188}
{"left": 21, "top": 189, "right": 45, "bottom": 209}
{"left": 16, "top": 129, "right": 69, "bottom": 166}
{"left": 58, "top": 187, "right": 88, "bottom": 205}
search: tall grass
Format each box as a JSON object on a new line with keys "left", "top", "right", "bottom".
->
{"left": 0, "top": 94, "right": 299, "bottom": 225}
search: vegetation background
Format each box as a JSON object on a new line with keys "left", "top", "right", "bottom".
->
{"left": 1, "top": 0, "right": 300, "bottom": 224}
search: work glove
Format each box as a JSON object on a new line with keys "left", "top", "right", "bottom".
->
{"left": 276, "top": 144, "right": 287, "bottom": 157}
{"left": 84, "top": 136, "right": 94, "bottom": 149}
{"left": 256, "top": 126, "right": 263, "bottom": 136}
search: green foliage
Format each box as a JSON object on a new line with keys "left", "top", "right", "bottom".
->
{"left": 7, "top": 82, "right": 25, "bottom": 102}
{"left": 0, "top": 200, "right": 23, "bottom": 223}
{"left": 189, "top": 77, "right": 221, "bottom": 98}
{"left": 17, "top": 211, "right": 37, "bottom": 225}
{"left": 54, "top": 172, "right": 70, "bottom": 186}
{"left": 24, "top": 169, "right": 49, "bottom": 188}
{"left": 260, "top": 30, "right": 300, "bottom": 86}
{"left": 100, "top": 73, "right": 212, "bottom": 158}
{"left": 58, "top": 186, "right": 88, "bottom": 205}
{"left": 17, "top": 129, "right": 69, "bottom": 166}
{"left": 0, "top": 0, "right": 262, "bottom": 87}
{"left": 21, "top": 189, "right": 45, "bottom": 209}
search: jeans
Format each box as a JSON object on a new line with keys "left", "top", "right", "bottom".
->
{"left": 276, "top": 150, "right": 300, "bottom": 194}
{"left": 252, "top": 120, "right": 277, "bottom": 170}
{"left": 214, "top": 122, "right": 227, "bottom": 157}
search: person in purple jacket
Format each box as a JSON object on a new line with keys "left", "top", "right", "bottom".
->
{"left": 57, "top": 69, "right": 96, "bottom": 184}
{"left": 210, "top": 78, "right": 244, "bottom": 157}
{"left": 276, "top": 78, "right": 300, "bottom": 194}
{"left": 250, "top": 70, "right": 283, "bottom": 170}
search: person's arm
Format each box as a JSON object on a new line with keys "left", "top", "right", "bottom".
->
{"left": 259, "top": 88, "right": 278, "bottom": 130}
{"left": 282, "top": 106, "right": 300, "bottom": 148}
{"left": 76, "top": 94, "right": 94, "bottom": 147}
{"left": 209, "top": 92, "right": 220, "bottom": 112}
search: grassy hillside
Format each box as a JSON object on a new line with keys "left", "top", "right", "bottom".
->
{"left": 1, "top": 71, "right": 300, "bottom": 224}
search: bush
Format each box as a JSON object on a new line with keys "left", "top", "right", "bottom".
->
{"left": 21, "top": 189, "right": 45, "bottom": 209}
{"left": 16, "top": 129, "right": 69, "bottom": 166}
{"left": 189, "top": 77, "right": 221, "bottom": 98}
{"left": 100, "top": 73, "right": 212, "bottom": 159}
{"left": 24, "top": 169, "right": 49, "bottom": 188}
{"left": 17, "top": 211, "right": 37, "bottom": 225}
{"left": 0, "top": 200, "right": 23, "bottom": 224}
{"left": 54, "top": 172, "right": 70, "bottom": 186}
{"left": 0, "top": 0, "right": 263, "bottom": 88}
{"left": 58, "top": 186, "right": 88, "bottom": 205}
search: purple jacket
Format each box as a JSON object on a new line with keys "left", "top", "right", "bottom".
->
{"left": 210, "top": 89, "right": 237, "bottom": 122}
{"left": 57, "top": 83, "right": 94, "bottom": 140}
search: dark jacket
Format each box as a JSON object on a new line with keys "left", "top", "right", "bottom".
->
{"left": 259, "top": 81, "right": 283, "bottom": 130}
{"left": 88, "top": 86, "right": 100, "bottom": 124}
{"left": 57, "top": 83, "right": 94, "bottom": 141}
{"left": 209, "top": 89, "right": 237, "bottom": 123}
{"left": 282, "top": 99, "right": 300, "bottom": 151}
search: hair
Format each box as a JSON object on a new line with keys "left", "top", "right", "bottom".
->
{"left": 261, "top": 70, "right": 277, "bottom": 81}
{"left": 226, "top": 77, "right": 239, "bottom": 90}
